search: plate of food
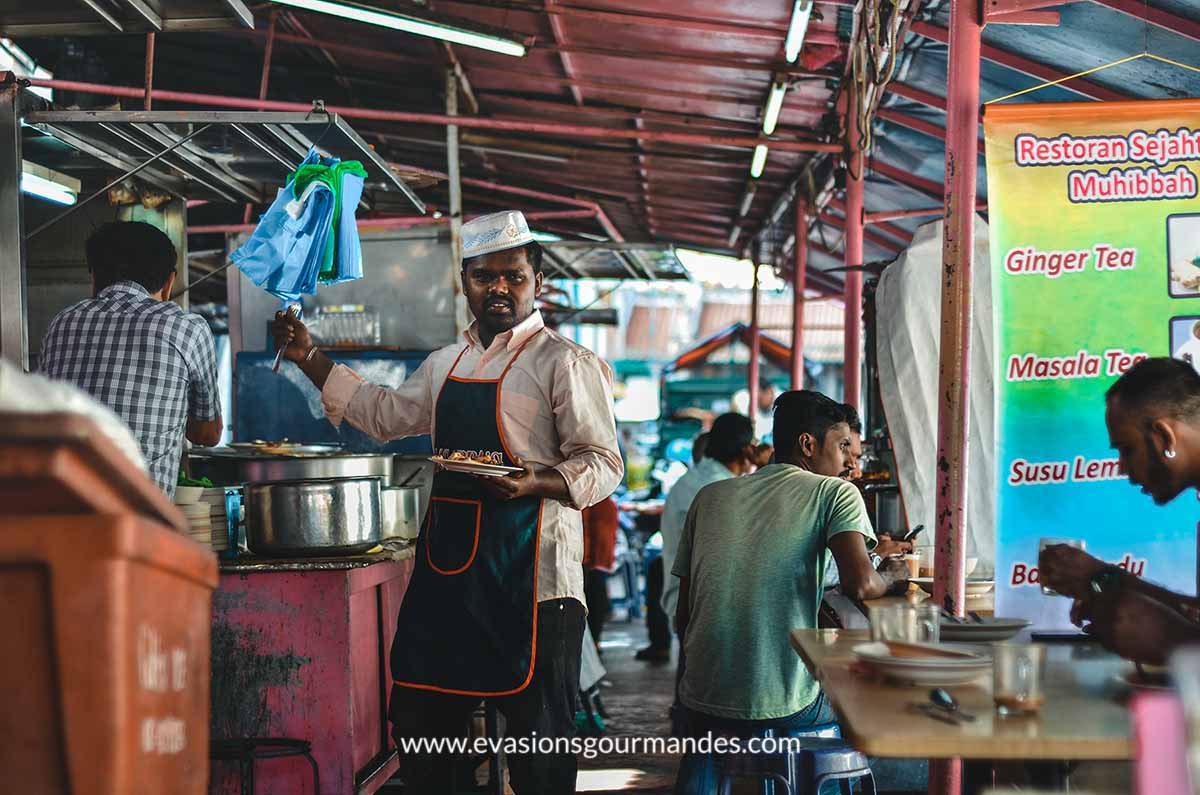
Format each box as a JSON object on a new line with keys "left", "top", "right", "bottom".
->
{"left": 430, "top": 454, "right": 523, "bottom": 477}
{"left": 227, "top": 439, "right": 343, "bottom": 456}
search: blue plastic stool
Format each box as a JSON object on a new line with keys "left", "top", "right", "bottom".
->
{"left": 716, "top": 723, "right": 875, "bottom": 795}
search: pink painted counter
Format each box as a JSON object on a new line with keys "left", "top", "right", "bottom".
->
{"left": 210, "top": 549, "right": 414, "bottom": 795}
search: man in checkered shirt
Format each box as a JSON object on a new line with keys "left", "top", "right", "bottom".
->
{"left": 39, "top": 221, "right": 223, "bottom": 498}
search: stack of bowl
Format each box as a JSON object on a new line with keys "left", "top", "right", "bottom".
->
{"left": 174, "top": 486, "right": 235, "bottom": 552}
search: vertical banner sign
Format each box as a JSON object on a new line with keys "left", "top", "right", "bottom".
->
{"left": 986, "top": 100, "right": 1200, "bottom": 628}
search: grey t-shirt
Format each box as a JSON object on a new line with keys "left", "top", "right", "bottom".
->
{"left": 673, "top": 463, "right": 875, "bottom": 720}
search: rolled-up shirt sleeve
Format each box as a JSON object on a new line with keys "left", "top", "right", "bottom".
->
{"left": 321, "top": 357, "right": 435, "bottom": 442}
{"left": 550, "top": 353, "right": 624, "bottom": 510}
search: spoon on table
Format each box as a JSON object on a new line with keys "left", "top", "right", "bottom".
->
{"left": 929, "top": 688, "right": 976, "bottom": 722}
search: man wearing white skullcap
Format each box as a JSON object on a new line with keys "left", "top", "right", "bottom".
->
{"left": 272, "top": 210, "right": 623, "bottom": 794}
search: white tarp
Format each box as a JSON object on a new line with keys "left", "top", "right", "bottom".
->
{"left": 874, "top": 216, "right": 996, "bottom": 577}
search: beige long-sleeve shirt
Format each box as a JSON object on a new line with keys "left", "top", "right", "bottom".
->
{"left": 322, "top": 310, "right": 624, "bottom": 605}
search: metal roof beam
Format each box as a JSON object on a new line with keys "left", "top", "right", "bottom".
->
{"left": 541, "top": 3, "right": 840, "bottom": 46}
{"left": 78, "top": 0, "right": 124, "bottom": 31}
{"left": 1088, "top": 0, "right": 1200, "bottom": 44}
{"left": 868, "top": 158, "right": 945, "bottom": 201}
{"left": 910, "top": 20, "right": 1131, "bottom": 102}
{"left": 539, "top": 42, "right": 836, "bottom": 77}
{"left": 117, "top": 0, "right": 163, "bottom": 30}
{"left": 544, "top": 0, "right": 584, "bottom": 106}
{"left": 887, "top": 82, "right": 947, "bottom": 112}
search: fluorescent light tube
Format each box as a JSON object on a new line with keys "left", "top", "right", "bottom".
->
{"left": 750, "top": 144, "right": 769, "bottom": 179}
{"left": 784, "top": 0, "right": 813, "bottom": 63}
{"left": 21, "top": 161, "right": 78, "bottom": 206}
{"left": 762, "top": 81, "right": 787, "bottom": 135}
{"left": 268, "top": 0, "right": 527, "bottom": 57}
{"left": 739, "top": 185, "right": 757, "bottom": 217}
{"left": 727, "top": 226, "right": 741, "bottom": 247}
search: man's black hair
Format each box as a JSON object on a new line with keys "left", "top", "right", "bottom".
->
{"left": 1107, "top": 357, "right": 1200, "bottom": 421}
{"left": 705, "top": 413, "right": 755, "bottom": 464}
{"left": 691, "top": 431, "right": 711, "bottom": 466}
{"left": 462, "top": 241, "right": 543, "bottom": 275}
{"left": 86, "top": 221, "right": 177, "bottom": 294}
{"left": 772, "top": 390, "right": 848, "bottom": 461}
{"left": 841, "top": 403, "right": 863, "bottom": 435}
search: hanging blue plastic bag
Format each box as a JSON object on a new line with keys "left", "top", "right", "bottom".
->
{"left": 231, "top": 150, "right": 336, "bottom": 301}
{"left": 326, "top": 170, "right": 365, "bottom": 284}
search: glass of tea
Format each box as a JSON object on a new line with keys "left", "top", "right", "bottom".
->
{"left": 1038, "top": 538, "right": 1086, "bottom": 596}
{"left": 993, "top": 643, "right": 1047, "bottom": 716}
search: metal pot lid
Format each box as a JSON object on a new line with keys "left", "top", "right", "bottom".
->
{"left": 199, "top": 444, "right": 366, "bottom": 458}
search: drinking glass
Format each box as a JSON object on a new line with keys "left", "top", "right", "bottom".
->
{"left": 1038, "top": 537, "right": 1086, "bottom": 596}
{"left": 869, "top": 604, "right": 940, "bottom": 643}
{"left": 993, "top": 643, "right": 1047, "bottom": 716}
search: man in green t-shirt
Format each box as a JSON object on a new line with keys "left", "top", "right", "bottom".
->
{"left": 671, "top": 390, "right": 909, "bottom": 794}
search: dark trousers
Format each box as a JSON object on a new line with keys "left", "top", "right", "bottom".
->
{"left": 389, "top": 598, "right": 586, "bottom": 795}
{"left": 583, "top": 566, "right": 610, "bottom": 646}
{"left": 645, "top": 555, "right": 671, "bottom": 650}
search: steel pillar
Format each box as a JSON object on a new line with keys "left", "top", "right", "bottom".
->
{"left": 0, "top": 79, "right": 26, "bottom": 367}
{"left": 843, "top": 84, "right": 864, "bottom": 411}
{"left": 749, "top": 260, "right": 762, "bottom": 418}
{"left": 929, "top": 0, "right": 982, "bottom": 791}
{"left": 791, "top": 197, "right": 808, "bottom": 390}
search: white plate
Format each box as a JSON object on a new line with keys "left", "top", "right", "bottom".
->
{"left": 429, "top": 456, "right": 523, "bottom": 477}
{"left": 853, "top": 642, "right": 992, "bottom": 686}
{"left": 911, "top": 577, "right": 995, "bottom": 596}
{"left": 939, "top": 618, "right": 1031, "bottom": 642}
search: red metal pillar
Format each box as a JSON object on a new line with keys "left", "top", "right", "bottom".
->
{"left": 258, "top": 12, "right": 277, "bottom": 102}
{"left": 143, "top": 33, "right": 155, "bottom": 110}
{"left": 791, "top": 196, "right": 808, "bottom": 390}
{"left": 843, "top": 83, "right": 864, "bottom": 410}
{"left": 749, "top": 261, "right": 762, "bottom": 418}
{"left": 929, "top": 0, "right": 982, "bottom": 791}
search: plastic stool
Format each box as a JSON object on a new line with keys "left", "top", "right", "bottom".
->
{"left": 793, "top": 737, "right": 877, "bottom": 795}
{"left": 716, "top": 724, "right": 874, "bottom": 795}
{"left": 210, "top": 737, "right": 320, "bottom": 795}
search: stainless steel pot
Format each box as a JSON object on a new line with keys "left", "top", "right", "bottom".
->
{"left": 244, "top": 477, "right": 382, "bottom": 556}
{"left": 381, "top": 486, "right": 422, "bottom": 541}
{"left": 191, "top": 450, "right": 394, "bottom": 486}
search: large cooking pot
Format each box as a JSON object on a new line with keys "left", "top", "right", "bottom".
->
{"left": 191, "top": 449, "right": 394, "bottom": 486}
{"left": 244, "top": 477, "right": 382, "bottom": 556}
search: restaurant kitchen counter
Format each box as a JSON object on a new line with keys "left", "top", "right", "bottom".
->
{"left": 211, "top": 548, "right": 415, "bottom": 794}
{"left": 218, "top": 543, "right": 414, "bottom": 573}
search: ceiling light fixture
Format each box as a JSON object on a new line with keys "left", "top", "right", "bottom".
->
{"left": 750, "top": 144, "right": 769, "bottom": 179}
{"left": 21, "top": 161, "right": 78, "bottom": 206}
{"left": 784, "top": 0, "right": 813, "bottom": 63}
{"left": 761, "top": 80, "right": 788, "bottom": 136}
{"left": 268, "top": 0, "right": 528, "bottom": 57}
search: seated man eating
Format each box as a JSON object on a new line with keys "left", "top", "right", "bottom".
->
{"left": 672, "top": 390, "right": 909, "bottom": 794}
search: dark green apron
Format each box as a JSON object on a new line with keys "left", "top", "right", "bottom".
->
{"left": 390, "top": 336, "right": 543, "bottom": 695}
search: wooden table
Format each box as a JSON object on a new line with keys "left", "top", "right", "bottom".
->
{"left": 789, "top": 628, "right": 1134, "bottom": 760}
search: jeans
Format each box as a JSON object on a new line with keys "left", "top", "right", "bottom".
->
{"left": 645, "top": 555, "right": 671, "bottom": 650}
{"left": 672, "top": 693, "right": 839, "bottom": 795}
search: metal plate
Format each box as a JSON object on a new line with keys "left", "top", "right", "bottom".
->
{"left": 429, "top": 456, "right": 522, "bottom": 477}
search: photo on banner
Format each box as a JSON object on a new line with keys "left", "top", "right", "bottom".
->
{"left": 985, "top": 99, "right": 1200, "bottom": 629}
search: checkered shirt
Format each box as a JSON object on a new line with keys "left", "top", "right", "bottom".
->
{"left": 38, "top": 281, "right": 220, "bottom": 498}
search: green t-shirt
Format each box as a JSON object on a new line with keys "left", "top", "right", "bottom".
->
{"left": 673, "top": 463, "right": 875, "bottom": 720}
